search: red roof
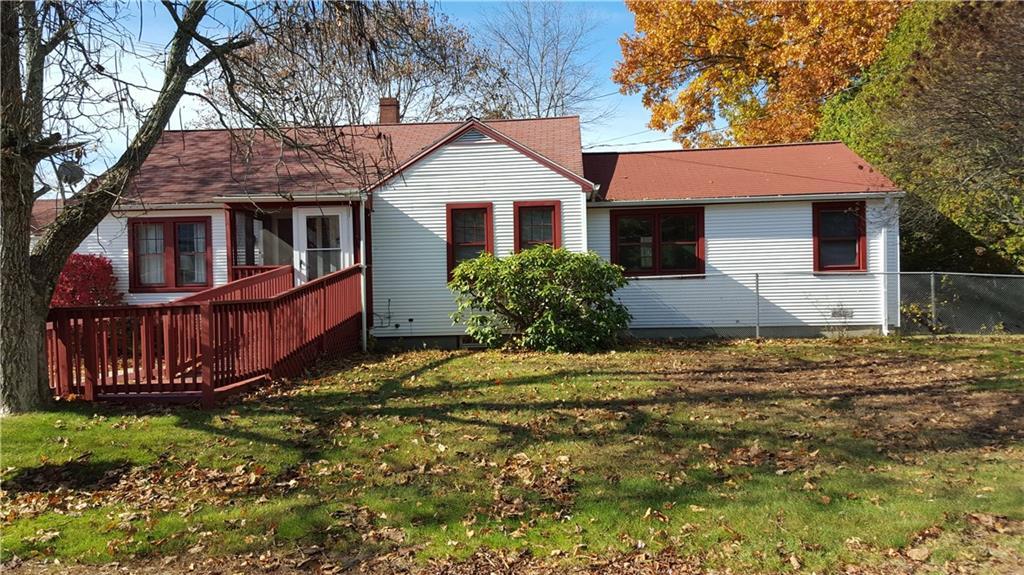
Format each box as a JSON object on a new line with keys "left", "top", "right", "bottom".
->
{"left": 583, "top": 142, "right": 898, "bottom": 202}
{"left": 31, "top": 197, "right": 64, "bottom": 234}
{"left": 127, "top": 116, "right": 585, "bottom": 205}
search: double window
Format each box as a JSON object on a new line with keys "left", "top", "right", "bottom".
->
{"left": 514, "top": 201, "right": 560, "bottom": 252}
{"left": 813, "top": 201, "right": 866, "bottom": 272}
{"left": 446, "top": 203, "right": 493, "bottom": 276}
{"left": 610, "top": 208, "right": 704, "bottom": 275}
{"left": 129, "top": 217, "right": 212, "bottom": 292}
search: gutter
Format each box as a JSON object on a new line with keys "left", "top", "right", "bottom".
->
{"left": 113, "top": 202, "right": 223, "bottom": 211}
{"left": 588, "top": 191, "right": 905, "bottom": 208}
{"left": 215, "top": 192, "right": 361, "bottom": 202}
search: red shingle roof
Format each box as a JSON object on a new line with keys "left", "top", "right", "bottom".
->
{"left": 31, "top": 197, "right": 64, "bottom": 234}
{"left": 128, "top": 116, "right": 585, "bottom": 205}
{"left": 583, "top": 142, "right": 898, "bottom": 202}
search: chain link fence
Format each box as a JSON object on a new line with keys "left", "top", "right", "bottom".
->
{"left": 899, "top": 272, "right": 1024, "bottom": 335}
{"left": 622, "top": 271, "right": 1023, "bottom": 337}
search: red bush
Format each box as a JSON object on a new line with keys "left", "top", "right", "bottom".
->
{"left": 51, "top": 253, "right": 124, "bottom": 307}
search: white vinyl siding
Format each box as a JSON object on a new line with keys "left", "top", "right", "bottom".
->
{"left": 74, "top": 208, "right": 229, "bottom": 304}
{"left": 371, "top": 129, "right": 586, "bottom": 337}
{"left": 587, "top": 198, "right": 901, "bottom": 330}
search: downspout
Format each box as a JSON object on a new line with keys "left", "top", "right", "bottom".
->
{"left": 359, "top": 195, "right": 368, "bottom": 352}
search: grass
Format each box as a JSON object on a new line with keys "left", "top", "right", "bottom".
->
{"left": 2, "top": 336, "right": 1023, "bottom": 572}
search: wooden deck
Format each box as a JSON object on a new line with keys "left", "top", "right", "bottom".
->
{"left": 46, "top": 265, "right": 362, "bottom": 407}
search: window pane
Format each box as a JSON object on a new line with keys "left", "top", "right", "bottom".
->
{"left": 819, "top": 239, "right": 858, "bottom": 268}
{"left": 177, "top": 253, "right": 206, "bottom": 285}
{"left": 453, "top": 245, "right": 484, "bottom": 265}
{"left": 520, "top": 206, "right": 553, "bottom": 247}
{"left": 176, "top": 223, "right": 206, "bottom": 254}
{"left": 135, "top": 224, "right": 165, "bottom": 285}
{"left": 176, "top": 223, "right": 207, "bottom": 285}
{"left": 618, "top": 244, "right": 654, "bottom": 271}
{"left": 660, "top": 214, "right": 696, "bottom": 242}
{"left": 819, "top": 210, "right": 859, "bottom": 238}
{"left": 308, "top": 249, "right": 341, "bottom": 280}
{"left": 661, "top": 243, "right": 697, "bottom": 270}
{"left": 306, "top": 216, "right": 340, "bottom": 249}
{"left": 616, "top": 216, "right": 652, "bottom": 244}
{"left": 453, "top": 209, "right": 485, "bottom": 244}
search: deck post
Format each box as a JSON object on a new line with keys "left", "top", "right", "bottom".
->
{"left": 81, "top": 311, "right": 97, "bottom": 401}
{"left": 54, "top": 313, "right": 74, "bottom": 397}
{"left": 199, "top": 302, "right": 216, "bottom": 408}
{"left": 268, "top": 299, "right": 278, "bottom": 379}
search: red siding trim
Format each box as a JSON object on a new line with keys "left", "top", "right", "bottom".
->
{"left": 812, "top": 201, "right": 867, "bottom": 272}
{"left": 128, "top": 216, "right": 214, "bottom": 293}
{"left": 446, "top": 202, "right": 493, "bottom": 279}
{"left": 610, "top": 207, "right": 705, "bottom": 276}
{"left": 513, "top": 200, "right": 562, "bottom": 252}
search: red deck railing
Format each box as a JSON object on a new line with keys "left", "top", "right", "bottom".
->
{"left": 178, "top": 265, "right": 293, "bottom": 303}
{"left": 46, "top": 265, "right": 362, "bottom": 407}
{"left": 230, "top": 265, "right": 284, "bottom": 281}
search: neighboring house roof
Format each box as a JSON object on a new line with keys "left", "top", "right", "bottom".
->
{"left": 31, "top": 197, "right": 64, "bottom": 235}
{"left": 127, "top": 116, "right": 586, "bottom": 205}
{"left": 583, "top": 142, "right": 899, "bottom": 202}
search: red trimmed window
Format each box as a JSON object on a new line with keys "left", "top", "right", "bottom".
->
{"left": 514, "top": 200, "right": 561, "bottom": 251}
{"left": 446, "top": 203, "right": 493, "bottom": 276}
{"left": 813, "top": 201, "right": 867, "bottom": 272}
{"left": 610, "top": 208, "right": 704, "bottom": 275}
{"left": 129, "top": 217, "right": 213, "bottom": 292}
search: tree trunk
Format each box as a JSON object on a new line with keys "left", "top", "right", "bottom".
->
{"left": 0, "top": 158, "right": 52, "bottom": 414}
{"left": 1, "top": 1, "right": 250, "bottom": 413}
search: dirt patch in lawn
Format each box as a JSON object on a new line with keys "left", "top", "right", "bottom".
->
{"left": 648, "top": 349, "right": 1023, "bottom": 454}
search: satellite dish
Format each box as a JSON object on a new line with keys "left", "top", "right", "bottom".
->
{"left": 56, "top": 160, "right": 85, "bottom": 186}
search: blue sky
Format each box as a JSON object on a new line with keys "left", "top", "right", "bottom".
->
{"left": 67, "top": 0, "right": 677, "bottom": 181}
{"left": 439, "top": 0, "right": 676, "bottom": 151}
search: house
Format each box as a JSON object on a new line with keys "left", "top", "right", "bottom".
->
{"left": 53, "top": 99, "right": 902, "bottom": 347}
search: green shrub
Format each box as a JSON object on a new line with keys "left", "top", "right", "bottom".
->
{"left": 448, "top": 245, "right": 631, "bottom": 352}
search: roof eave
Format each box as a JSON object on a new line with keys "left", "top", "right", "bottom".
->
{"left": 589, "top": 190, "right": 904, "bottom": 207}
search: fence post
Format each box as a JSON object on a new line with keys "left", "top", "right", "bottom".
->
{"left": 51, "top": 314, "right": 70, "bottom": 397}
{"left": 929, "top": 272, "right": 937, "bottom": 331}
{"left": 268, "top": 299, "right": 278, "bottom": 379}
{"left": 754, "top": 273, "right": 761, "bottom": 339}
{"left": 199, "top": 302, "right": 215, "bottom": 408}
{"left": 81, "top": 311, "right": 97, "bottom": 401}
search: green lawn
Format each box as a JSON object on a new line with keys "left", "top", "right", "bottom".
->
{"left": 2, "top": 337, "right": 1023, "bottom": 573}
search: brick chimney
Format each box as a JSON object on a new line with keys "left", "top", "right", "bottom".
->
{"left": 378, "top": 97, "right": 400, "bottom": 124}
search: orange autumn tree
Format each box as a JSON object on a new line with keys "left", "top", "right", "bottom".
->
{"left": 613, "top": 0, "right": 907, "bottom": 147}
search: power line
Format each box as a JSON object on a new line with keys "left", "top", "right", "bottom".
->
{"left": 583, "top": 129, "right": 659, "bottom": 147}
{"left": 583, "top": 136, "right": 676, "bottom": 149}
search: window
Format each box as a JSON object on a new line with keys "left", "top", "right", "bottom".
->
{"left": 129, "top": 217, "right": 212, "bottom": 292}
{"left": 813, "top": 201, "right": 866, "bottom": 272}
{"left": 514, "top": 201, "right": 561, "bottom": 251}
{"left": 446, "top": 203, "right": 493, "bottom": 276}
{"left": 305, "top": 215, "right": 342, "bottom": 280}
{"left": 610, "top": 208, "right": 704, "bottom": 275}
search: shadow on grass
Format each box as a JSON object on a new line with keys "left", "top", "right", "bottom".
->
{"left": 13, "top": 341, "right": 1023, "bottom": 563}
{"left": 2, "top": 457, "right": 132, "bottom": 494}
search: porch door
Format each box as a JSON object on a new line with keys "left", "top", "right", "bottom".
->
{"left": 293, "top": 206, "right": 354, "bottom": 283}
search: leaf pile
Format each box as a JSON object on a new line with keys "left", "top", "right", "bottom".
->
{"left": 2, "top": 455, "right": 269, "bottom": 524}
{"left": 486, "top": 453, "right": 576, "bottom": 520}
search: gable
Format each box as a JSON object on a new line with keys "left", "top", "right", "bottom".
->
{"left": 367, "top": 121, "right": 595, "bottom": 194}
